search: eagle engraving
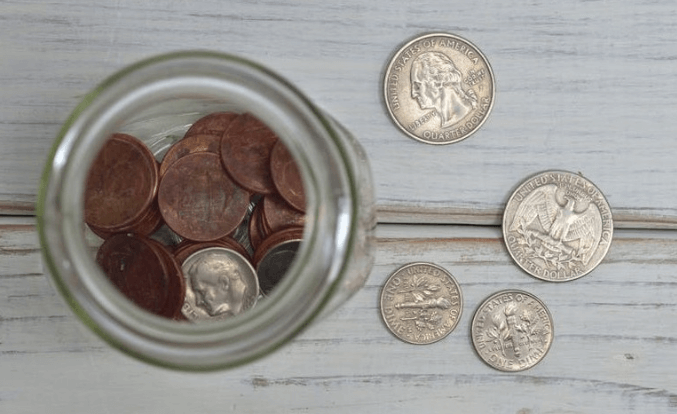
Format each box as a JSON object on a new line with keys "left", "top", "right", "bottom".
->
{"left": 509, "top": 184, "right": 602, "bottom": 266}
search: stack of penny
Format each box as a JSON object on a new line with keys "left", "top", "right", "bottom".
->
{"left": 85, "top": 112, "right": 306, "bottom": 321}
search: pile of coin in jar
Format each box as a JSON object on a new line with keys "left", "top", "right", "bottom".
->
{"left": 85, "top": 112, "right": 306, "bottom": 322}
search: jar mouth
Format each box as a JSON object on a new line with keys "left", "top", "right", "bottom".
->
{"left": 36, "top": 51, "right": 357, "bottom": 370}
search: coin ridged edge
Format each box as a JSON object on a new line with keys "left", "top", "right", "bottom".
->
{"left": 383, "top": 32, "right": 495, "bottom": 145}
{"left": 501, "top": 170, "right": 614, "bottom": 282}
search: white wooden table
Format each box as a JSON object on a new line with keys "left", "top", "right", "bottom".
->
{"left": 1, "top": 1, "right": 676, "bottom": 412}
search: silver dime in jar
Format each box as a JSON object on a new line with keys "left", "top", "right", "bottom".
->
{"left": 471, "top": 289, "right": 554, "bottom": 372}
{"left": 503, "top": 170, "right": 613, "bottom": 282}
{"left": 383, "top": 32, "right": 495, "bottom": 145}
{"left": 380, "top": 262, "right": 462, "bottom": 345}
{"left": 181, "top": 247, "right": 259, "bottom": 322}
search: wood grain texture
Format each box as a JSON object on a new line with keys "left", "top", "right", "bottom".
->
{"left": 1, "top": 218, "right": 676, "bottom": 413}
{"left": 2, "top": 1, "right": 677, "bottom": 226}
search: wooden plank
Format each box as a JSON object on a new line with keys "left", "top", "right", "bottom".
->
{"left": 1, "top": 218, "right": 675, "bottom": 412}
{"left": 2, "top": 1, "right": 677, "bottom": 226}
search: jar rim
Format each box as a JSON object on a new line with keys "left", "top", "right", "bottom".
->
{"left": 36, "top": 50, "right": 359, "bottom": 370}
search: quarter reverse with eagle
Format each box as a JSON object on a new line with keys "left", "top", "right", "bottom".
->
{"left": 502, "top": 171, "right": 613, "bottom": 282}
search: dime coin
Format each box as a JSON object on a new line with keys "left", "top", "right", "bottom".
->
{"left": 471, "top": 289, "right": 553, "bottom": 372}
{"left": 220, "top": 113, "right": 279, "bottom": 194}
{"left": 270, "top": 140, "right": 305, "bottom": 212}
{"left": 181, "top": 247, "right": 259, "bottom": 321}
{"left": 158, "top": 152, "right": 251, "bottom": 241}
{"left": 383, "top": 33, "right": 495, "bottom": 145}
{"left": 380, "top": 262, "right": 462, "bottom": 345}
{"left": 502, "top": 170, "right": 613, "bottom": 282}
{"left": 184, "top": 112, "right": 239, "bottom": 137}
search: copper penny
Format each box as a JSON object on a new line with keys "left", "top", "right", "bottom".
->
{"left": 96, "top": 233, "right": 182, "bottom": 318}
{"left": 146, "top": 238, "right": 186, "bottom": 319}
{"left": 159, "top": 134, "right": 222, "bottom": 176}
{"left": 158, "top": 152, "right": 250, "bottom": 242}
{"left": 174, "top": 238, "right": 251, "bottom": 265}
{"left": 252, "top": 226, "right": 304, "bottom": 269}
{"left": 261, "top": 194, "right": 305, "bottom": 235}
{"left": 184, "top": 112, "right": 239, "bottom": 138}
{"left": 128, "top": 200, "right": 163, "bottom": 236}
{"left": 220, "top": 113, "right": 279, "bottom": 195}
{"left": 88, "top": 202, "right": 163, "bottom": 239}
{"left": 248, "top": 201, "right": 267, "bottom": 252}
{"left": 85, "top": 133, "right": 159, "bottom": 231}
{"left": 270, "top": 140, "right": 306, "bottom": 212}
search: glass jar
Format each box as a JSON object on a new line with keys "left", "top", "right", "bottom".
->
{"left": 36, "top": 51, "right": 376, "bottom": 370}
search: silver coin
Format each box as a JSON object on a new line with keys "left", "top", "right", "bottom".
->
{"left": 471, "top": 289, "right": 554, "bottom": 372}
{"left": 503, "top": 170, "right": 613, "bottom": 282}
{"left": 181, "top": 247, "right": 259, "bottom": 322}
{"left": 383, "top": 32, "right": 495, "bottom": 145}
{"left": 256, "top": 239, "right": 300, "bottom": 295}
{"left": 380, "top": 262, "right": 462, "bottom": 345}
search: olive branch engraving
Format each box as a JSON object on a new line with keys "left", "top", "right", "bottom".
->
{"left": 396, "top": 275, "right": 451, "bottom": 332}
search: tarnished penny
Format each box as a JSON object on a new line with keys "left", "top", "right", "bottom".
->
{"left": 471, "top": 290, "right": 554, "bottom": 372}
{"left": 159, "top": 134, "right": 221, "bottom": 176}
{"left": 85, "top": 133, "right": 159, "bottom": 230}
{"left": 383, "top": 33, "right": 495, "bottom": 144}
{"left": 270, "top": 140, "right": 305, "bottom": 212}
{"left": 252, "top": 226, "right": 304, "bottom": 269}
{"left": 146, "top": 238, "right": 186, "bottom": 319}
{"left": 248, "top": 202, "right": 267, "bottom": 252}
{"left": 96, "top": 233, "right": 184, "bottom": 318}
{"left": 158, "top": 152, "right": 250, "bottom": 242}
{"left": 261, "top": 194, "right": 305, "bottom": 235}
{"left": 181, "top": 247, "right": 259, "bottom": 321}
{"left": 380, "top": 262, "right": 462, "bottom": 345}
{"left": 173, "top": 238, "right": 251, "bottom": 265}
{"left": 502, "top": 170, "right": 613, "bottom": 282}
{"left": 88, "top": 200, "right": 163, "bottom": 240}
{"left": 227, "top": 196, "right": 260, "bottom": 257}
{"left": 256, "top": 239, "right": 300, "bottom": 295}
{"left": 220, "top": 113, "right": 279, "bottom": 194}
{"left": 184, "top": 112, "right": 239, "bottom": 138}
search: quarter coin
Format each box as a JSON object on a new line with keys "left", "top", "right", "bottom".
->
{"left": 471, "top": 289, "right": 553, "bottom": 372}
{"left": 502, "top": 170, "right": 613, "bottom": 282}
{"left": 380, "top": 262, "right": 462, "bottom": 345}
{"left": 383, "top": 33, "right": 495, "bottom": 144}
